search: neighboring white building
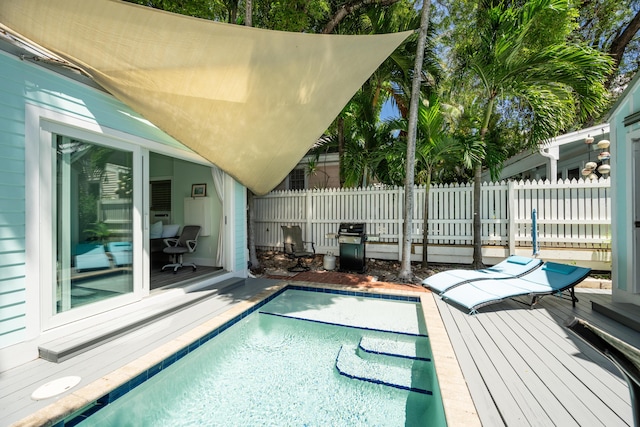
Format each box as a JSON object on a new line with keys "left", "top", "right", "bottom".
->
{"left": 483, "top": 124, "right": 611, "bottom": 182}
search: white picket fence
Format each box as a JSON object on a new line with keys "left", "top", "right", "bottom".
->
{"left": 254, "top": 178, "right": 612, "bottom": 269}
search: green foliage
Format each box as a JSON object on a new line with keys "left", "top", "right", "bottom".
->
{"left": 124, "top": 0, "right": 228, "bottom": 21}
{"left": 78, "top": 190, "right": 99, "bottom": 240}
{"left": 258, "top": 0, "right": 330, "bottom": 31}
{"left": 83, "top": 222, "right": 112, "bottom": 244}
{"left": 452, "top": 0, "right": 613, "bottom": 149}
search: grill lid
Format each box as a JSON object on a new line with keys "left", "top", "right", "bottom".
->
{"left": 338, "top": 223, "right": 366, "bottom": 235}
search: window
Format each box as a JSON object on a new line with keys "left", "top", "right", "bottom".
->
{"left": 150, "top": 180, "right": 172, "bottom": 211}
{"left": 55, "top": 136, "right": 134, "bottom": 313}
{"left": 568, "top": 167, "right": 580, "bottom": 181}
{"left": 288, "top": 168, "right": 305, "bottom": 190}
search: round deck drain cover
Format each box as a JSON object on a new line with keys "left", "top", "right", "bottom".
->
{"left": 31, "top": 376, "right": 81, "bottom": 400}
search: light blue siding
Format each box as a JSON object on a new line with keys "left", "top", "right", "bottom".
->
{"left": 610, "top": 74, "right": 640, "bottom": 293}
{"left": 0, "top": 53, "right": 27, "bottom": 348}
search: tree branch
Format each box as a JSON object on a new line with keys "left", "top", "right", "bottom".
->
{"left": 322, "top": 0, "right": 402, "bottom": 34}
{"left": 606, "top": 9, "right": 640, "bottom": 88}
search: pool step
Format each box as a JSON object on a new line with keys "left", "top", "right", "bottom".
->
{"left": 359, "top": 336, "right": 431, "bottom": 361}
{"left": 335, "top": 344, "right": 433, "bottom": 395}
{"left": 38, "top": 277, "right": 245, "bottom": 363}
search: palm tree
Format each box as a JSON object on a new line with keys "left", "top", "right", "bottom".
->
{"left": 414, "top": 97, "right": 483, "bottom": 267}
{"left": 325, "top": 1, "right": 441, "bottom": 189}
{"left": 398, "top": 0, "right": 433, "bottom": 280}
{"left": 453, "top": 0, "right": 613, "bottom": 268}
{"left": 383, "top": 96, "right": 484, "bottom": 267}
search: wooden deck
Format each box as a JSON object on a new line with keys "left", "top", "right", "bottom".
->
{"left": 435, "top": 289, "right": 637, "bottom": 426}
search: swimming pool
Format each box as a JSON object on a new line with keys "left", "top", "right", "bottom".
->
{"left": 69, "top": 287, "right": 446, "bottom": 426}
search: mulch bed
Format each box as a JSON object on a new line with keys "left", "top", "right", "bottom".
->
{"left": 263, "top": 269, "right": 429, "bottom": 293}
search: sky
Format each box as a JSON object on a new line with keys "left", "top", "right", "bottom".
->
{"left": 380, "top": 99, "right": 400, "bottom": 121}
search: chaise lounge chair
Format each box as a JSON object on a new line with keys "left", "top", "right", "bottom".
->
{"left": 422, "top": 255, "right": 542, "bottom": 295}
{"left": 439, "top": 261, "right": 591, "bottom": 314}
{"left": 107, "top": 241, "right": 132, "bottom": 267}
{"left": 75, "top": 243, "right": 111, "bottom": 272}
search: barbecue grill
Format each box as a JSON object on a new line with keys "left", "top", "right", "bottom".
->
{"left": 337, "top": 223, "right": 366, "bottom": 273}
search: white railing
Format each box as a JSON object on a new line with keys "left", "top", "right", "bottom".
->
{"left": 254, "top": 178, "right": 612, "bottom": 269}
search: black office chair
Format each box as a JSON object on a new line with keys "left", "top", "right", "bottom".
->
{"left": 281, "top": 225, "right": 315, "bottom": 272}
{"left": 162, "top": 225, "right": 201, "bottom": 273}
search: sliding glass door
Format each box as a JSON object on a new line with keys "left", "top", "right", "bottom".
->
{"left": 54, "top": 136, "right": 135, "bottom": 313}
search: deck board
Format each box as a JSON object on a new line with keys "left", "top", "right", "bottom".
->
{"left": 434, "top": 294, "right": 507, "bottom": 426}
{"left": 509, "top": 306, "right": 631, "bottom": 408}
{"left": 492, "top": 308, "right": 619, "bottom": 426}
{"left": 483, "top": 312, "right": 582, "bottom": 426}
{"left": 435, "top": 289, "right": 635, "bottom": 426}
{"left": 464, "top": 308, "right": 553, "bottom": 426}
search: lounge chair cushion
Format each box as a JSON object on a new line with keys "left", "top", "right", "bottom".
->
{"left": 542, "top": 262, "right": 577, "bottom": 275}
{"left": 506, "top": 255, "right": 536, "bottom": 265}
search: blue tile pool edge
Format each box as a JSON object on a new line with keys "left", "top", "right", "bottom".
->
{"left": 60, "top": 284, "right": 423, "bottom": 426}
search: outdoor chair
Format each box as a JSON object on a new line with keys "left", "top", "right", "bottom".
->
{"left": 439, "top": 261, "right": 591, "bottom": 314}
{"left": 75, "top": 243, "right": 111, "bottom": 272}
{"left": 162, "top": 225, "right": 201, "bottom": 273}
{"left": 107, "top": 241, "right": 133, "bottom": 267}
{"left": 422, "top": 255, "right": 543, "bottom": 295}
{"left": 281, "top": 225, "right": 315, "bottom": 272}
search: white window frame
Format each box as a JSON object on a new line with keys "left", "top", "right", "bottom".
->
{"left": 26, "top": 105, "right": 144, "bottom": 331}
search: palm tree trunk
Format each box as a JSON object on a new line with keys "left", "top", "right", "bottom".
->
{"left": 472, "top": 97, "right": 494, "bottom": 269}
{"left": 399, "top": 0, "right": 432, "bottom": 280}
{"left": 244, "top": 3, "right": 259, "bottom": 271}
{"left": 421, "top": 175, "right": 431, "bottom": 268}
{"left": 247, "top": 190, "right": 260, "bottom": 270}
{"left": 472, "top": 162, "right": 483, "bottom": 268}
{"left": 244, "top": 0, "right": 252, "bottom": 26}
{"left": 338, "top": 117, "right": 345, "bottom": 187}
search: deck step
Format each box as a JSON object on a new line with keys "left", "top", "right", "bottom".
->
{"left": 335, "top": 344, "right": 433, "bottom": 395}
{"left": 38, "top": 278, "right": 245, "bottom": 363}
{"left": 359, "top": 336, "right": 431, "bottom": 361}
{"left": 592, "top": 300, "right": 640, "bottom": 333}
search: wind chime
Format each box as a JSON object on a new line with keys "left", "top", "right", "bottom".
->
{"left": 582, "top": 129, "right": 611, "bottom": 179}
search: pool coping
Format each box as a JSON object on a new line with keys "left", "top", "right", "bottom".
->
{"left": 12, "top": 281, "right": 480, "bottom": 427}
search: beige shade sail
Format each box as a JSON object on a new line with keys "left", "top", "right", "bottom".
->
{"left": 0, "top": 0, "right": 411, "bottom": 195}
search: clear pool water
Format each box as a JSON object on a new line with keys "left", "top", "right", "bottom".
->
{"left": 76, "top": 289, "right": 446, "bottom": 426}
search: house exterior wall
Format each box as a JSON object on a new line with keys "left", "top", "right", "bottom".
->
{"left": 0, "top": 52, "right": 28, "bottom": 351}
{"left": 0, "top": 49, "right": 246, "bottom": 368}
{"left": 610, "top": 75, "right": 640, "bottom": 306}
{"left": 308, "top": 163, "right": 340, "bottom": 189}
{"left": 274, "top": 153, "right": 341, "bottom": 191}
